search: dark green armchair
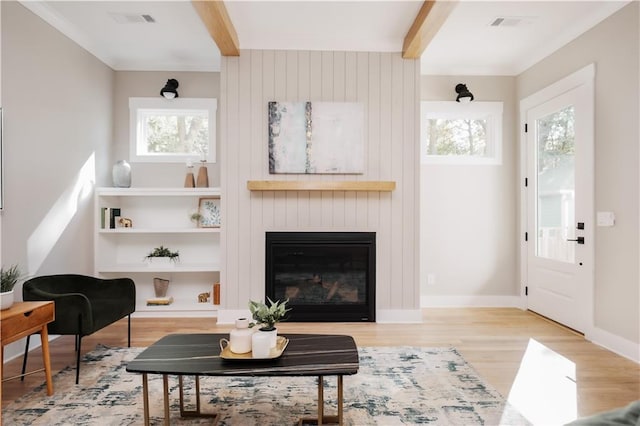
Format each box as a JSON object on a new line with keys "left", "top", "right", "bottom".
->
{"left": 22, "top": 274, "right": 136, "bottom": 384}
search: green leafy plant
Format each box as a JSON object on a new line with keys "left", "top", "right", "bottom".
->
{"left": 1, "top": 264, "right": 23, "bottom": 293}
{"left": 190, "top": 212, "right": 202, "bottom": 226}
{"left": 145, "top": 245, "right": 180, "bottom": 262}
{"left": 248, "top": 297, "right": 290, "bottom": 331}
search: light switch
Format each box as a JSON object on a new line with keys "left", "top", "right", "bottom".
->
{"left": 597, "top": 211, "right": 615, "bottom": 227}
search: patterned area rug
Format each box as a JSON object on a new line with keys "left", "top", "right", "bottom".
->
{"left": 3, "top": 345, "right": 530, "bottom": 425}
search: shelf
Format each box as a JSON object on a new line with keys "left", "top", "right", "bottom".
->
{"left": 97, "top": 264, "right": 220, "bottom": 273}
{"left": 99, "top": 228, "right": 220, "bottom": 234}
{"left": 247, "top": 180, "right": 396, "bottom": 192}
{"left": 97, "top": 187, "right": 221, "bottom": 197}
{"left": 134, "top": 302, "right": 218, "bottom": 318}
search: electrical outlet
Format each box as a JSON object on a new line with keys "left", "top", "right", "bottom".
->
{"left": 427, "top": 274, "right": 436, "bottom": 286}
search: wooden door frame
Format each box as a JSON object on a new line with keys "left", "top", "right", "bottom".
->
{"left": 519, "top": 63, "right": 595, "bottom": 336}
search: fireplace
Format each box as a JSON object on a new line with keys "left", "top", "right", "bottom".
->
{"left": 265, "top": 232, "right": 376, "bottom": 322}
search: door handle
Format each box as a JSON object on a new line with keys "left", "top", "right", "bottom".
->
{"left": 567, "top": 237, "right": 585, "bottom": 244}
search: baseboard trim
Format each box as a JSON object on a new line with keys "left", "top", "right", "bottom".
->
{"left": 421, "top": 295, "right": 522, "bottom": 308}
{"left": 376, "top": 309, "right": 422, "bottom": 323}
{"left": 587, "top": 326, "right": 640, "bottom": 363}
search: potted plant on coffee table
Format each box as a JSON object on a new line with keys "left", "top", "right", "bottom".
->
{"left": 1, "top": 264, "right": 23, "bottom": 310}
{"left": 249, "top": 298, "right": 290, "bottom": 353}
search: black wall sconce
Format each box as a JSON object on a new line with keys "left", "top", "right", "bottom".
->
{"left": 455, "top": 83, "right": 474, "bottom": 103}
{"left": 160, "top": 79, "right": 179, "bottom": 99}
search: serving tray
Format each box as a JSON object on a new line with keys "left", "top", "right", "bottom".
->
{"left": 220, "top": 336, "right": 289, "bottom": 360}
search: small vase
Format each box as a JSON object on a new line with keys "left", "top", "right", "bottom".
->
{"left": 153, "top": 278, "right": 170, "bottom": 297}
{"left": 196, "top": 163, "right": 209, "bottom": 187}
{"left": 251, "top": 330, "right": 272, "bottom": 358}
{"left": 228, "top": 318, "right": 253, "bottom": 354}
{"left": 1, "top": 289, "right": 15, "bottom": 310}
{"left": 112, "top": 160, "right": 131, "bottom": 188}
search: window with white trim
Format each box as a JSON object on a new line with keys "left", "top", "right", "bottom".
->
{"left": 129, "top": 97, "right": 217, "bottom": 163}
{"left": 421, "top": 101, "right": 503, "bottom": 165}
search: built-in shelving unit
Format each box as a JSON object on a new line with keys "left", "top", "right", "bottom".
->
{"left": 94, "top": 187, "right": 221, "bottom": 318}
{"left": 247, "top": 180, "right": 396, "bottom": 192}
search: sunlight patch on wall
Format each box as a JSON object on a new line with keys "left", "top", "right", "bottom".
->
{"left": 27, "top": 153, "right": 95, "bottom": 275}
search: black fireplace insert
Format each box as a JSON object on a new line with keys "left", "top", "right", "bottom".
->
{"left": 265, "top": 232, "right": 375, "bottom": 322}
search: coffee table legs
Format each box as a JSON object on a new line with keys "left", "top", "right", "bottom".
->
{"left": 142, "top": 373, "right": 150, "bottom": 426}
{"left": 178, "top": 375, "right": 218, "bottom": 422}
{"left": 140, "top": 374, "right": 343, "bottom": 425}
{"left": 299, "top": 375, "right": 344, "bottom": 425}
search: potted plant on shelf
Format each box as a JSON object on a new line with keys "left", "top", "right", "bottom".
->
{"left": 248, "top": 298, "right": 290, "bottom": 356}
{"left": 1, "top": 264, "right": 23, "bottom": 310}
{"left": 190, "top": 212, "right": 203, "bottom": 227}
{"left": 145, "top": 245, "right": 180, "bottom": 267}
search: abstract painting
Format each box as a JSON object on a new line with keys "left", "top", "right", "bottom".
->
{"left": 268, "top": 101, "right": 364, "bottom": 174}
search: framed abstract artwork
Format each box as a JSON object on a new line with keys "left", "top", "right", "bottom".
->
{"left": 198, "top": 197, "right": 221, "bottom": 228}
{"left": 268, "top": 101, "right": 364, "bottom": 174}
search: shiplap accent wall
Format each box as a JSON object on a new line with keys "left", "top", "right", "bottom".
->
{"left": 219, "top": 50, "right": 421, "bottom": 323}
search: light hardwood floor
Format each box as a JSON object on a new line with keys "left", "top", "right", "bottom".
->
{"left": 2, "top": 308, "right": 639, "bottom": 424}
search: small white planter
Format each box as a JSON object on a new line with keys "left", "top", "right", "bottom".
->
{"left": 1, "top": 289, "right": 15, "bottom": 310}
{"left": 147, "top": 257, "right": 176, "bottom": 268}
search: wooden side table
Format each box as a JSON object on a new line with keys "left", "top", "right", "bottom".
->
{"left": 1, "top": 301, "right": 55, "bottom": 396}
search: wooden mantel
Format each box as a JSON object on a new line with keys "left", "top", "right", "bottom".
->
{"left": 247, "top": 180, "right": 396, "bottom": 192}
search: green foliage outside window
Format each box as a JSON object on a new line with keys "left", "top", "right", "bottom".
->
{"left": 425, "top": 118, "right": 487, "bottom": 156}
{"left": 145, "top": 114, "right": 209, "bottom": 156}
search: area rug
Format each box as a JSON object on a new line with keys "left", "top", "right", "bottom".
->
{"left": 3, "top": 345, "right": 530, "bottom": 425}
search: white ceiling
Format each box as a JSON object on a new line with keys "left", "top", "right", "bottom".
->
{"left": 21, "top": 0, "right": 631, "bottom": 76}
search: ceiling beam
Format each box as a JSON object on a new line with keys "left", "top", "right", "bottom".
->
{"left": 192, "top": 1, "right": 240, "bottom": 56}
{"left": 402, "top": 0, "right": 458, "bottom": 59}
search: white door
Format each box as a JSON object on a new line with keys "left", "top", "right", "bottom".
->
{"left": 522, "top": 65, "right": 594, "bottom": 333}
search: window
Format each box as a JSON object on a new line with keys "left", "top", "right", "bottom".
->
{"left": 421, "top": 101, "right": 503, "bottom": 165}
{"left": 129, "top": 98, "right": 217, "bottom": 163}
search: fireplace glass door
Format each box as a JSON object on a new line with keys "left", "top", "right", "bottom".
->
{"left": 266, "top": 232, "right": 375, "bottom": 322}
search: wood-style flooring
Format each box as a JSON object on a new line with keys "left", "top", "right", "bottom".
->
{"left": 2, "top": 308, "right": 639, "bottom": 424}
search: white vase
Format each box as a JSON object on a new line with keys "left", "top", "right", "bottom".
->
{"left": 1, "top": 289, "right": 15, "bottom": 310}
{"left": 112, "top": 160, "right": 131, "bottom": 188}
{"left": 251, "top": 330, "right": 273, "bottom": 358}
{"left": 228, "top": 318, "right": 253, "bottom": 354}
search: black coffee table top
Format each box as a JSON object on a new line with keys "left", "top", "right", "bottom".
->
{"left": 126, "top": 333, "right": 359, "bottom": 377}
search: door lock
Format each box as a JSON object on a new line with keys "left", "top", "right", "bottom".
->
{"left": 567, "top": 237, "right": 585, "bottom": 244}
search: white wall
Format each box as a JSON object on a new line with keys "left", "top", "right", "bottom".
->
{"left": 420, "top": 76, "right": 519, "bottom": 306}
{"left": 113, "top": 71, "right": 220, "bottom": 187}
{"left": 1, "top": 1, "right": 113, "bottom": 358}
{"left": 517, "top": 2, "right": 639, "bottom": 347}
{"left": 219, "top": 50, "right": 421, "bottom": 322}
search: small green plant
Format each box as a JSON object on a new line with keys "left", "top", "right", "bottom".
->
{"left": 248, "top": 298, "right": 290, "bottom": 331}
{"left": 145, "top": 245, "right": 180, "bottom": 262}
{"left": 1, "top": 264, "right": 23, "bottom": 293}
{"left": 190, "top": 212, "right": 202, "bottom": 225}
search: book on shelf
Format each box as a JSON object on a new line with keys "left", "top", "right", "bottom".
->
{"left": 100, "top": 207, "right": 122, "bottom": 229}
{"left": 146, "top": 296, "right": 174, "bottom": 306}
{"left": 110, "top": 207, "right": 121, "bottom": 229}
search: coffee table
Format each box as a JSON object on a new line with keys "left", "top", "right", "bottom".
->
{"left": 126, "top": 333, "right": 359, "bottom": 425}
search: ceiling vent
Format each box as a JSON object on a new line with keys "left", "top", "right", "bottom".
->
{"left": 489, "top": 16, "right": 535, "bottom": 27}
{"left": 110, "top": 13, "right": 156, "bottom": 24}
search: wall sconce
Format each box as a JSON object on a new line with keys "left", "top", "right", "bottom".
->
{"left": 455, "top": 83, "right": 474, "bottom": 103}
{"left": 160, "top": 79, "right": 179, "bottom": 99}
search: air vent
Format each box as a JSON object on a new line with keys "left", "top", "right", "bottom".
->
{"left": 489, "top": 16, "right": 536, "bottom": 27}
{"left": 110, "top": 13, "right": 156, "bottom": 24}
